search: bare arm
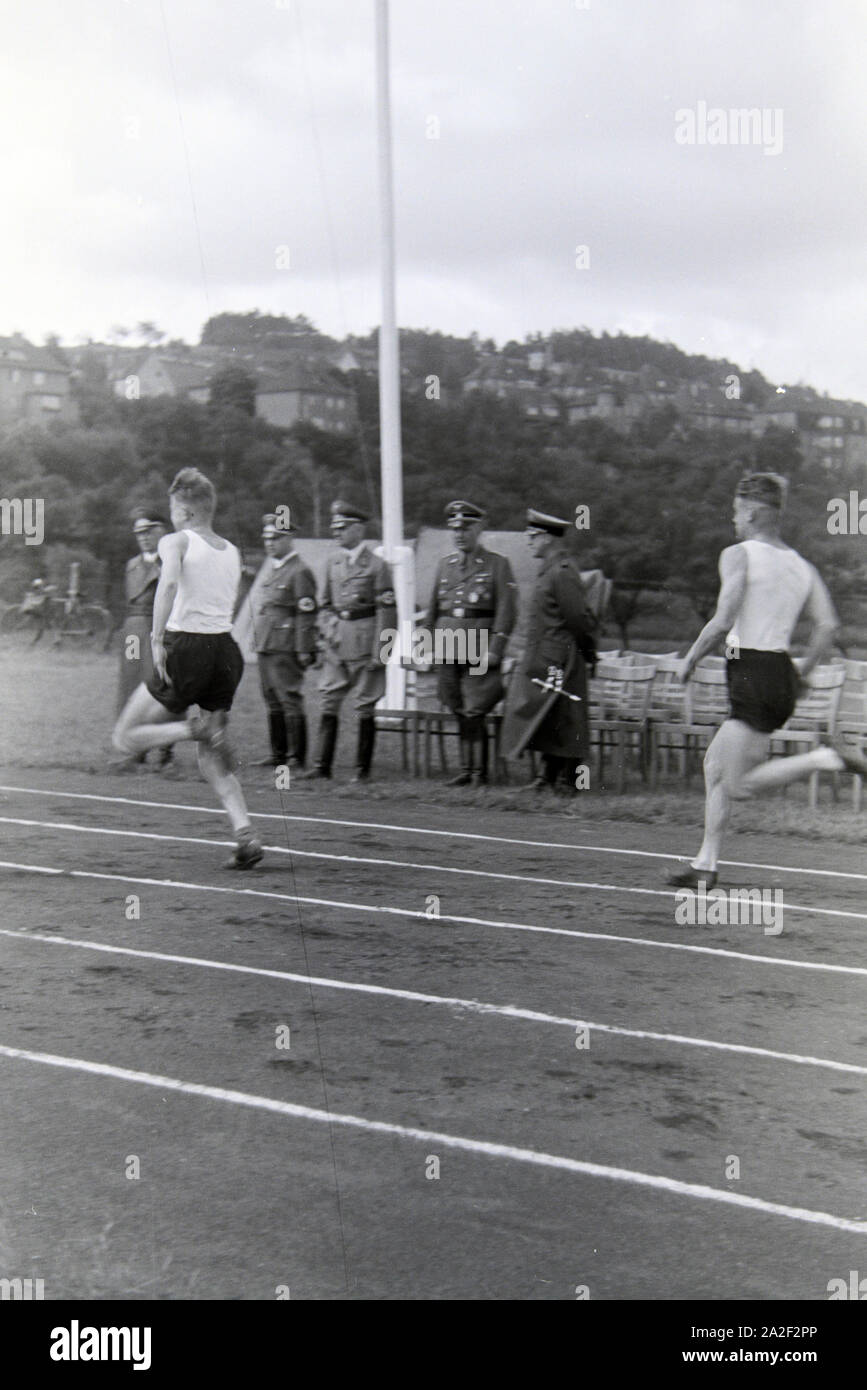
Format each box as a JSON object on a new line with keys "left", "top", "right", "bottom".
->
{"left": 793, "top": 566, "right": 839, "bottom": 680}
{"left": 150, "top": 532, "right": 188, "bottom": 678}
{"left": 679, "top": 546, "right": 747, "bottom": 681}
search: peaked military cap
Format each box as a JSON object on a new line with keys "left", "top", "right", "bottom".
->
{"left": 262, "top": 509, "right": 297, "bottom": 535}
{"left": 133, "top": 515, "right": 169, "bottom": 534}
{"left": 445, "top": 499, "right": 486, "bottom": 528}
{"left": 330, "top": 499, "right": 369, "bottom": 527}
{"left": 525, "top": 508, "right": 569, "bottom": 536}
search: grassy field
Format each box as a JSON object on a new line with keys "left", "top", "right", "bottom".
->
{"left": 0, "top": 643, "right": 864, "bottom": 846}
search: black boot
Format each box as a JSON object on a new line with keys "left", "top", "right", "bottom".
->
{"left": 299, "top": 714, "right": 337, "bottom": 779}
{"left": 544, "top": 755, "right": 564, "bottom": 788}
{"left": 470, "top": 715, "right": 489, "bottom": 786}
{"left": 294, "top": 713, "right": 308, "bottom": 768}
{"left": 253, "top": 711, "right": 287, "bottom": 767}
{"left": 351, "top": 716, "right": 376, "bottom": 783}
{"left": 447, "top": 715, "right": 473, "bottom": 786}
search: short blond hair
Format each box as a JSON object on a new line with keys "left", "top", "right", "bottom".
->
{"left": 169, "top": 468, "right": 217, "bottom": 517}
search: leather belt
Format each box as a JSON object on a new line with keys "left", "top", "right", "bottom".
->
{"left": 448, "top": 607, "right": 495, "bottom": 618}
{"left": 338, "top": 605, "right": 376, "bottom": 620}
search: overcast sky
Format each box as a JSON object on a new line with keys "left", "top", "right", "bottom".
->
{"left": 2, "top": 0, "right": 865, "bottom": 398}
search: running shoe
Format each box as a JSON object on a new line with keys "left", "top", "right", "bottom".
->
{"left": 224, "top": 834, "right": 264, "bottom": 871}
{"left": 666, "top": 865, "right": 718, "bottom": 890}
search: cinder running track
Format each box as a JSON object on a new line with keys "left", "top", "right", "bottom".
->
{"left": 1, "top": 770, "right": 865, "bottom": 1300}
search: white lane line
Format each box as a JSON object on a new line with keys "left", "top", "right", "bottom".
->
{"left": 0, "top": 783, "right": 863, "bottom": 884}
{"left": 2, "top": 816, "right": 865, "bottom": 925}
{"left": 1, "top": 1043, "right": 864, "bottom": 1234}
{"left": 2, "top": 857, "right": 866, "bottom": 980}
{"left": 3, "top": 924, "right": 866, "bottom": 1079}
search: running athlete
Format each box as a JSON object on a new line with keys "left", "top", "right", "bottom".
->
{"left": 668, "top": 473, "right": 867, "bottom": 889}
{"left": 112, "top": 468, "right": 264, "bottom": 869}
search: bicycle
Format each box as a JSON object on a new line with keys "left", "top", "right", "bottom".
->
{"left": 0, "top": 586, "right": 113, "bottom": 651}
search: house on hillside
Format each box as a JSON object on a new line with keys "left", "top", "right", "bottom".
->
{"left": 124, "top": 352, "right": 215, "bottom": 402}
{"left": 675, "top": 382, "right": 754, "bottom": 434}
{"left": 462, "top": 357, "right": 539, "bottom": 398}
{"left": 0, "top": 334, "right": 77, "bottom": 427}
{"left": 254, "top": 366, "right": 357, "bottom": 432}
{"left": 566, "top": 386, "right": 630, "bottom": 430}
{"left": 752, "top": 393, "right": 867, "bottom": 471}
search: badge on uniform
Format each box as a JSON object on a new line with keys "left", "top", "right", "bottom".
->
{"left": 468, "top": 591, "right": 479, "bottom": 603}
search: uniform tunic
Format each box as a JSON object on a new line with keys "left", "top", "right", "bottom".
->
{"left": 249, "top": 552, "right": 318, "bottom": 720}
{"left": 423, "top": 545, "right": 518, "bottom": 717}
{"left": 117, "top": 553, "right": 160, "bottom": 714}
{"left": 502, "top": 546, "right": 597, "bottom": 760}
{"left": 318, "top": 545, "right": 397, "bottom": 717}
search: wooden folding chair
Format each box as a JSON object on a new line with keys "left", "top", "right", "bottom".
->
{"left": 588, "top": 659, "right": 656, "bottom": 792}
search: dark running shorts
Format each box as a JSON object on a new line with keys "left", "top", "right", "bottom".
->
{"left": 726, "top": 649, "right": 799, "bottom": 734}
{"left": 146, "top": 631, "right": 244, "bottom": 716}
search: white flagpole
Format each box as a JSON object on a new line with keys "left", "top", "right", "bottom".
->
{"left": 374, "top": 0, "right": 411, "bottom": 708}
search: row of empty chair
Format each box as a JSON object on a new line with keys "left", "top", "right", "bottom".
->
{"left": 588, "top": 652, "right": 866, "bottom": 804}
{"left": 374, "top": 653, "right": 867, "bottom": 803}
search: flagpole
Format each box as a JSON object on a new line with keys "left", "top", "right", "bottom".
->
{"left": 374, "top": 0, "right": 409, "bottom": 707}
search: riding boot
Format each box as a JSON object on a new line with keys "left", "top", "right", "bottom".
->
{"left": 351, "top": 716, "right": 376, "bottom": 782}
{"left": 294, "top": 713, "right": 308, "bottom": 768}
{"left": 447, "top": 715, "right": 473, "bottom": 786}
{"left": 470, "top": 715, "right": 489, "bottom": 785}
{"left": 299, "top": 714, "right": 337, "bottom": 779}
{"left": 253, "top": 711, "right": 287, "bottom": 767}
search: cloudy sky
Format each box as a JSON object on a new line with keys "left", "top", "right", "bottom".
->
{"left": 2, "top": 0, "right": 865, "bottom": 398}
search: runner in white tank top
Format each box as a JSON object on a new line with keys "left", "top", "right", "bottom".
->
{"left": 666, "top": 474, "right": 865, "bottom": 889}
{"left": 113, "top": 468, "right": 264, "bottom": 870}
{"left": 166, "top": 529, "right": 241, "bottom": 634}
{"left": 725, "top": 539, "right": 814, "bottom": 653}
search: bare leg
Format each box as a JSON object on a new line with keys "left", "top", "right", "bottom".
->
{"left": 741, "top": 744, "right": 843, "bottom": 793}
{"left": 113, "top": 684, "right": 193, "bottom": 755}
{"left": 691, "top": 720, "right": 770, "bottom": 872}
{"left": 195, "top": 740, "right": 252, "bottom": 836}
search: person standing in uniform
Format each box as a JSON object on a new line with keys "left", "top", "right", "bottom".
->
{"left": 114, "top": 514, "right": 175, "bottom": 773}
{"left": 502, "top": 509, "right": 598, "bottom": 792}
{"left": 301, "top": 501, "right": 396, "bottom": 783}
{"left": 422, "top": 500, "right": 518, "bottom": 786}
{"left": 249, "top": 512, "right": 317, "bottom": 770}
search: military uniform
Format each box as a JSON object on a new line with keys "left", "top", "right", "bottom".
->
{"left": 114, "top": 515, "right": 177, "bottom": 773}
{"left": 304, "top": 503, "right": 397, "bottom": 780}
{"left": 423, "top": 500, "right": 518, "bottom": 784}
{"left": 118, "top": 552, "right": 161, "bottom": 713}
{"left": 250, "top": 522, "right": 317, "bottom": 766}
{"left": 502, "top": 509, "right": 598, "bottom": 788}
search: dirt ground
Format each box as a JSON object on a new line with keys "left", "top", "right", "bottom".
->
{"left": 0, "top": 649, "right": 865, "bottom": 1300}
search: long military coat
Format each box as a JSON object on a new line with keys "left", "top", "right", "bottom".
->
{"left": 502, "top": 546, "right": 597, "bottom": 760}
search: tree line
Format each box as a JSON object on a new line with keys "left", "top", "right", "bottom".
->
{"left": 0, "top": 334, "right": 863, "bottom": 646}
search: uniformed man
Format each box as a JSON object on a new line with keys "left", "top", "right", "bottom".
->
{"left": 249, "top": 512, "right": 317, "bottom": 769}
{"left": 300, "top": 501, "right": 397, "bottom": 782}
{"left": 501, "top": 509, "right": 598, "bottom": 791}
{"left": 114, "top": 515, "right": 175, "bottom": 773}
{"left": 422, "top": 500, "right": 518, "bottom": 785}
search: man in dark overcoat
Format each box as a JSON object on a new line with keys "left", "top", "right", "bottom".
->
{"left": 502, "top": 509, "right": 598, "bottom": 791}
